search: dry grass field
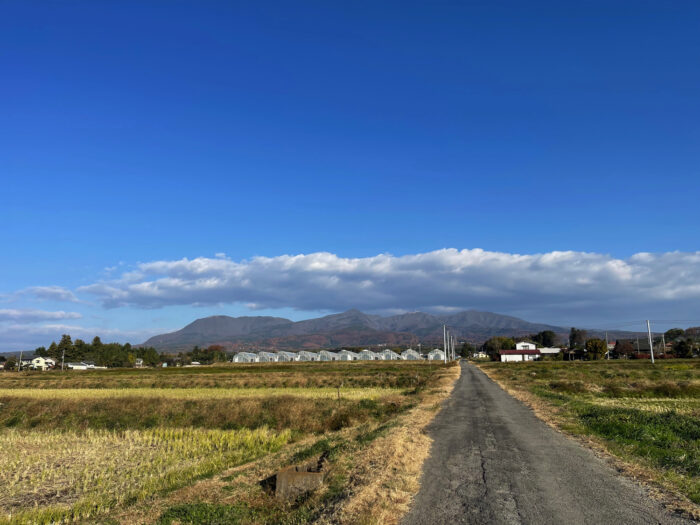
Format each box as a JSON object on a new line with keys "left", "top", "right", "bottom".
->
{"left": 0, "top": 361, "right": 458, "bottom": 524}
{"left": 477, "top": 360, "right": 700, "bottom": 512}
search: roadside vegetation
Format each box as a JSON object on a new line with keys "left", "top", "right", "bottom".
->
{"left": 0, "top": 361, "right": 458, "bottom": 524}
{"left": 477, "top": 360, "right": 700, "bottom": 512}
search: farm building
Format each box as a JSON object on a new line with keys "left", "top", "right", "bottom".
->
{"left": 515, "top": 341, "right": 536, "bottom": 351}
{"left": 428, "top": 349, "right": 445, "bottom": 361}
{"left": 338, "top": 350, "right": 359, "bottom": 361}
{"left": 276, "top": 351, "right": 298, "bottom": 362}
{"left": 401, "top": 349, "right": 422, "bottom": 360}
{"left": 358, "top": 349, "right": 380, "bottom": 360}
{"left": 232, "top": 352, "right": 258, "bottom": 363}
{"left": 66, "top": 362, "right": 88, "bottom": 370}
{"left": 499, "top": 349, "right": 540, "bottom": 362}
{"left": 30, "top": 356, "right": 55, "bottom": 370}
{"left": 296, "top": 351, "right": 318, "bottom": 362}
{"left": 319, "top": 350, "right": 339, "bottom": 361}
{"left": 538, "top": 347, "right": 561, "bottom": 357}
{"left": 257, "top": 352, "right": 279, "bottom": 363}
{"left": 378, "top": 349, "right": 401, "bottom": 360}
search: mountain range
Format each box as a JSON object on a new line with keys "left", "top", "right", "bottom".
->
{"left": 141, "top": 309, "right": 569, "bottom": 351}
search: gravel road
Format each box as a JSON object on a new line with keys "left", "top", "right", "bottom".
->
{"left": 402, "top": 361, "right": 695, "bottom": 525}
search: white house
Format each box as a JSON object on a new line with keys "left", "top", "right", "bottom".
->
{"left": 472, "top": 351, "right": 488, "bottom": 359}
{"left": 296, "top": 351, "right": 318, "bottom": 362}
{"left": 378, "top": 349, "right": 401, "bottom": 360}
{"left": 401, "top": 349, "right": 422, "bottom": 360}
{"left": 358, "top": 349, "right": 380, "bottom": 360}
{"left": 319, "top": 350, "right": 339, "bottom": 361}
{"left": 30, "top": 356, "right": 52, "bottom": 370}
{"left": 499, "top": 349, "right": 540, "bottom": 362}
{"left": 232, "top": 352, "right": 258, "bottom": 363}
{"left": 428, "top": 349, "right": 445, "bottom": 361}
{"left": 257, "top": 352, "right": 279, "bottom": 363}
{"left": 134, "top": 358, "right": 144, "bottom": 368}
{"left": 276, "top": 351, "right": 298, "bottom": 362}
{"left": 338, "top": 350, "right": 359, "bottom": 361}
{"left": 515, "top": 342, "right": 537, "bottom": 351}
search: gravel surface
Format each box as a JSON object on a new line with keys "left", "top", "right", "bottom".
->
{"left": 402, "top": 361, "right": 696, "bottom": 525}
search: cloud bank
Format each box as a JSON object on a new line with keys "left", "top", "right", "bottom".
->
{"left": 78, "top": 249, "right": 700, "bottom": 325}
{"left": 0, "top": 309, "right": 82, "bottom": 323}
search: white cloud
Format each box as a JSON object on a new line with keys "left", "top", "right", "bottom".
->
{"left": 13, "top": 286, "right": 79, "bottom": 303}
{"left": 0, "top": 309, "right": 83, "bottom": 323}
{"left": 78, "top": 249, "right": 700, "bottom": 325}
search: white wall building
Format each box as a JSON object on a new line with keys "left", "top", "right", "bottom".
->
{"left": 499, "top": 350, "right": 540, "bottom": 362}
{"left": 515, "top": 342, "right": 537, "bottom": 350}
{"left": 538, "top": 347, "right": 561, "bottom": 357}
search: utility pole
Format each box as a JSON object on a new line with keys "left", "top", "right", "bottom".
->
{"left": 443, "top": 325, "right": 447, "bottom": 364}
{"left": 646, "top": 320, "right": 655, "bottom": 364}
{"left": 18, "top": 350, "right": 23, "bottom": 371}
{"left": 661, "top": 334, "right": 666, "bottom": 357}
{"left": 61, "top": 347, "right": 65, "bottom": 371}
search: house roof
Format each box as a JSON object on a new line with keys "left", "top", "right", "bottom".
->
{"left": 499, "top": 350, "right": 541, "bottom": 355}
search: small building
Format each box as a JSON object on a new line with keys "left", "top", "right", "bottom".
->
{"left": 515, "top": 342, "right": 536, "bottom": 351}
{"left": 378, "top": 349, "right": 401, "bottom": 360}
{"left": 257, "top": 352, "right": 278, "bottom": 363}
{"left": 134, "top": 358, "right": 144, "bottom": 368}
{"left": 30, "top": 356, "right": 51, "bottom": 370}
{"left": 472, "top": 351, "right": 488, "bottom": 359}
{"left": 276, "top": 351, "right": 298, "bottom": 362}
{"left": 66, "top": 362, "right": 88, "bottom": 370}
{"left": 428, "top": 349, "right": 445, "bottom": 361}
{"left": 338, "top": 350, "right": 359, "bottom": 361}
{"left": 358, "top": 349, "right": 380, "bottom": 360}
{"left": 401, "top": 349, "right": 422, "bottom": 360}
{"left": 499, "top": 349, "right": 540, "bottom": 362}
{"left": 538, "top": 347, "right": 561, "bottom": 357}
{"left": 232, "top": 352, "right": 258, "bottom": 363}
{"left": 319, "top": 350, "right": 339, "bottom": 362}
{"left": 296, "top": 351, "right": 318, "bottom": 362}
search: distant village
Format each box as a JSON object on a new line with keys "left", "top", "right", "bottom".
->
{"left": 1, "top": 326, "right": 698, "bottom": 371}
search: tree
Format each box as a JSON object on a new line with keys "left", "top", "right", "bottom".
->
{"left": 614, "top": 340, "right": 635, "bottom": 359}
{"left": 532, "top": 330, "right": 558, "bottom": 347}
{"left": 664, "top": 328, "right": 685, "bottom": 341}
{"left": 585, "top": 338, "right": 607, "bottom": 360}
{"left": 673, "top": 339, "right": 693, "bottom": 358}
{"left": 5, "top": 357, "right": 16, "bottom": 370}
{"left": 482, "top": 337, "right": 515, "bottom": 357}
{"left": 459, "top": 342, "right": 475, "bottom": 358}
{"left": 34, "top": 346, "right": 47, "bottom": 357}
{"left": 569, "top": 327, "right": 587, "bottom": 349}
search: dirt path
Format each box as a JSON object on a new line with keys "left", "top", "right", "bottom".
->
{"left": 402, "top": 362, "right": 695, "bottom": 525}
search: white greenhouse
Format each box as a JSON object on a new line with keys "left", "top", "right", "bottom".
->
{"left": 232, "top": 352, "right": 258, "bottom": 363}
{"left": 358, "top": 349, "right": 379, "bottom": 360}
{"left": 378, "top": 349, "right": 401, "bottom": 360}
{"left": 401, "top": 348, "right": 422, "bottom": 360}
{"left": 296, "top": 351, "right": 318, "bottom": 362}
{"left": 427, "top": 349, "right": 445, "bottom": 361}
{"left": 338, "top": 350, "right": 359, "bottom": 361}
{"left": 276, "top": 351, "right": 298, "bottom": 362}
{"left": 319, "top": 350, "right": 339, "bottom": 361}
{"left": 257, "top": 352, "right": 279, "bottom": 363}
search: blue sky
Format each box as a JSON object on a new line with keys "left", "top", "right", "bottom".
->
{"left": 1, "top": 1, "right": 699, "bottom": 349}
